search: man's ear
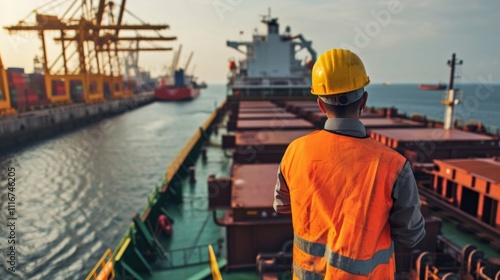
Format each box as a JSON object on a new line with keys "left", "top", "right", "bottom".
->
{"left": 317, "top": 98, "right": 327, "bottom": 113}
{"left": 360, "top": 91, "right": 368, "bottom": 111}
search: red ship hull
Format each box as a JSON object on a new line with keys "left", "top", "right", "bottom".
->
{"left": 418, "top": 83, "right": 447, "bottom": 90}
{"left": 154, "top": 86, "right": 200, "bottom": 101}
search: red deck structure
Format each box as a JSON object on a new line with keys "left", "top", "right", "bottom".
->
{"left": 432, "top": 158, "right": 500, "bottom": 229}
{"left": 368, "top": 128, "right": 500, "bottom": 162}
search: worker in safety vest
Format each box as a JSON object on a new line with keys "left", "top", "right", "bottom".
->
{"left": 274, "top": 49, "right": 426, "bottom": 279}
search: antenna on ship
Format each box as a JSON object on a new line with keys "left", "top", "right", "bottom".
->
{"left": 442, "top": 53, "right": 463, "bottom": 130}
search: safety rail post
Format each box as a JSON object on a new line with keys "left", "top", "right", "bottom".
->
{"left": 85, "top": 248, "right": 115, "bottom": 280}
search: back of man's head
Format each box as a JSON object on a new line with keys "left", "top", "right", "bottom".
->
{"left": 310, "top": 49, "right": 370, "bottom": 118}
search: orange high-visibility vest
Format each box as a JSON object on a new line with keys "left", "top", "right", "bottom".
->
{"left": 280, "top": 130, "right": 407, "bottom": 279}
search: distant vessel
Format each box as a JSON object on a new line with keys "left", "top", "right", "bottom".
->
{"left": 155, "top": 46, "right": 202, "bottom": 101}
{"left": 383, "top": 81, "right": 391, "bottom": 86}
{"left": 418, "top": 83, "right": 447, "bottom": 90}
{"left": 154, "top": 69, "right": 200, "bottom": 101}
{"left": 196, "top": 81, "right": 208, "bottom": 89}
{"left": 227, "top": 13, "right": 316, "bottom": 96}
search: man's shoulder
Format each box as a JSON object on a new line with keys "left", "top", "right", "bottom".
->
{"left": 289, "top": 130, "right": 322, "bottom": 145}
{"left": 365, "top": 137, "right": 406, "bottom": 160}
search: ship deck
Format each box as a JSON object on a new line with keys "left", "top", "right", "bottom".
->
{"left": 135, "top": 113, "right": 262, "bottom": 280}
{"left": 127, "top": 100, "right": 500, "bottom": 280}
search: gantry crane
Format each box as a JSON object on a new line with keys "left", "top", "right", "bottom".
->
{"left": 0, "top": 53, "right": 16, "bottom": 115}
{"left": 4, "top": 0, "right": 175, "bottom": 104}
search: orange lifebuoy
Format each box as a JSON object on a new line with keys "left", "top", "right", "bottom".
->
{"left": 158, "top": 214, "right": 172, "bottom": 235}
{"left": 96, "top": 261, "right": 113, "bottom": 280}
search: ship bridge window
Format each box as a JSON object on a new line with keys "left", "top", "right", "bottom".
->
{"left": 471, "top": 176, "right": 476, "bottom": 188}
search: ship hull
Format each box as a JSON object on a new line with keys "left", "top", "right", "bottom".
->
{"left": 418, "top": 84, "right": 447, "bottom": 90}
{"left": 154, "top": 86, "right": 200, "bottom": 101}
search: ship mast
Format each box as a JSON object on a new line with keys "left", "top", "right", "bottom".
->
{"left": 443, "top": 53, "right": 463, "bottom": 130}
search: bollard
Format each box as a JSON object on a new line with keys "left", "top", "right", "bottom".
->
{"left": 201, "top": 147, "right": 207, "bottom": 161}
{"left": 189, "top": 166, "right": 196, "bottom": 183}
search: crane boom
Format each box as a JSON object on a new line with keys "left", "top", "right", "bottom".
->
{"left": 96, "top": 0, "right": 106, "bottom": 25}
{"left": 115, "top": 0, "right": 127, "bottom": 36}
{"left": 184, "top": 51, "right": 194, "bottom": 72}
{"left": 171, "top": 44, "right": 182, "bottom": 73}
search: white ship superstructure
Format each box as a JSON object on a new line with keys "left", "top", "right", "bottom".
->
{"left": 227, "top": 13, "right": 316, "bottom": 97}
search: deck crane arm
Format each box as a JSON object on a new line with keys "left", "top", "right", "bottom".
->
{"left": 226, "top": 41, "right": 252, "bottom": 55}
{"left": 290, "top": 34, "right": 316, "bottom": 63}
{"left": 184, "top": 51, "right": 194, "bottom": 73}
{"left": 170, "top": 44, "right": 182, "bottom": 73}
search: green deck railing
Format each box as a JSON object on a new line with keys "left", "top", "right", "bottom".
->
{"left": 97, "top": 100, "right": 227, "bottom": 279}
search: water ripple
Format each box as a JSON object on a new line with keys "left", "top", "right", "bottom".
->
{"left": 0, "top": 86, "right": 227, "bottom": 279}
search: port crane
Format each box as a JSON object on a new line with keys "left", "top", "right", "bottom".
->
{"left": 0, "top": 53, "right": 16, "bottom": 115}
{"left": 123, "top": 41, "right": 168, "bottom": 89}
{"left": 4, "top": 0, "right": 176, "bottom": 104}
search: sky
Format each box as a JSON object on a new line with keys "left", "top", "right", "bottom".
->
{"left": 0, "top": 0, "right": 499, "bottom": 84}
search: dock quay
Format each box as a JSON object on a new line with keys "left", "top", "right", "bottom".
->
{"left": 0, "top": 92, "right": 154, "bottom": 150}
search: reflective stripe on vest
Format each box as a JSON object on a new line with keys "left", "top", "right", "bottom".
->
{"left": 294, "top": 233, "right": 394, "bottom": 275}
{"left": 293, "top": 263, "right": 324, "bottom": 280}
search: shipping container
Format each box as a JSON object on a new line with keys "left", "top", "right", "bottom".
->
{"left": 103, "top": 80, "right": 111, "bottom": 99}
{"left": 6, "top": 67, "right": 24, "bottom": 73}
{"left": 52, "top": 80, "right": 66, "bottom": 96}
{"left": 28, "top": 73, "right": 47, "bottom": 99}
{"left": 70, "top": 80, "right": 84, "bottom": 103}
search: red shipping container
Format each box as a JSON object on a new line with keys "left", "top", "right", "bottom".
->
{"left": 52, "top": 80, "right": 66, "bottom": 96}
{"left": 8, "top": 78, "right": 25, "bottom": 84}
{"left": 12, "top": 78, "right": 26, "bottom": 84}
{"left": 13, "top": 100, "right": 26, "bottom": 110}
{"left": 7, "top": 75, "right": 25, "bottom": 81}
{"left": 27, "top": 94, "right": 38, "bottom": 103}
{"left": 13, "top": 85, "right": 28, "bottom": 98}
{"left": 7, "top": 73, "right": 23, "bottom": 78}
{"left": 38, "top": 99, "right": 50, "bottom": 106}
{"left": 7, "top": 71, "right": 23, "bottom": 76}
{"left": 56, "top": 87, "right": 65, "bottom": 96}
{"left": 7, "top": 67, "right": 24, "bottom": 73}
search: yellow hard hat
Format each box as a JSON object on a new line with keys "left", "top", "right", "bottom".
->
{"left": 311, "top": 49, "right": 370, "bottom": 96}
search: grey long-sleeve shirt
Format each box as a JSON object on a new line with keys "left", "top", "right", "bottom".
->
{"left": 273, "top": 118, "right": 426, "bottom": 248}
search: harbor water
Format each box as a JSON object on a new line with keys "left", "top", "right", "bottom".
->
{"left": 367, "top": 83, "right": 500, "bottom": 133}
{"left": 0, "top": 84, "right": 499, "bottom": 279}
